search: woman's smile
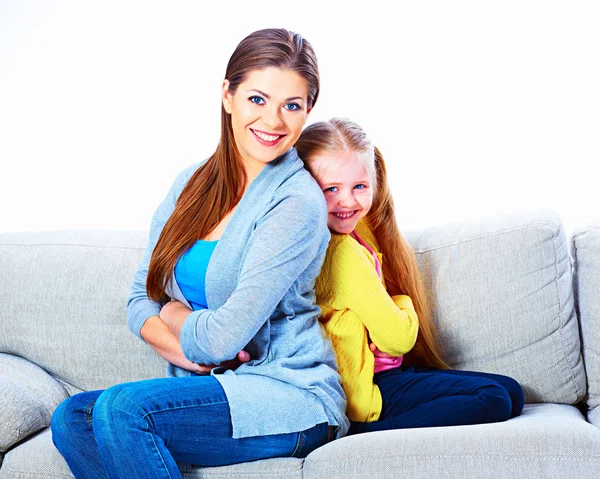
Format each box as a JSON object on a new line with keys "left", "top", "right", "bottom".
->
{"left": 250, "top": 128, "right": 286, "bottom": 146}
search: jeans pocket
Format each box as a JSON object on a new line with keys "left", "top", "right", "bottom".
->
{"left": 291, "top": 422, "right": 329, "bottom": 458}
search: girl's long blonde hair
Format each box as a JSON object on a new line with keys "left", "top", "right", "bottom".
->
{"left": 296, "top": 118, "right": 449, "bottom": 369}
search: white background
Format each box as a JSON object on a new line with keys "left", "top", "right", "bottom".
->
{"left": 1, "top": 1, "right": 598, "bottom": 237}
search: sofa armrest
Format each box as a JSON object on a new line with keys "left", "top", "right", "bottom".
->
{"left": 571, "top": 222, "right": 600, "bottom": 427}
{"left": 0, "top": 353, "right": 68, "bottom": 452}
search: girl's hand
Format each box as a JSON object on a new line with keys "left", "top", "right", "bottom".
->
{"left": 369, "top": 342, "right": 394, "bottom": 359}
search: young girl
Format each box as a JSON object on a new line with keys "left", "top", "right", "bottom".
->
{"left": 296, "top": 118, "right": 524, "bottom": 434}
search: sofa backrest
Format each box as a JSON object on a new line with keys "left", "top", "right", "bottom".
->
{"left": 571, "top": 221, "right": 600, "bottom": 425}
{"left": 404, "top": 209, "right": 586, "bottom": 404}
{"left": 0, "top": 230, "right": 165, "bottom": 393}
{"left": 0, "top": 209, "right": 587, "bottom": 405}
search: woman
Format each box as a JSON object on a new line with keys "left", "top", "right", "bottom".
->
{"left": 296, "top": 118, "right": 524, "bottom": 434}
{"left": 51, "top": 29, "right": 348, "bottom": 478}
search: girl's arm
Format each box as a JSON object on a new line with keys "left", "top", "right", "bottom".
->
{"left": 332, "top": 237, "right": 419, "bottom": 357}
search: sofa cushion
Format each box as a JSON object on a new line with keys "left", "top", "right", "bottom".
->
{"left": 0, "top": 231, "right": 166, "bottom": 392}
{"left": 304, "top": 404, "right": 600, "bottom": 479}
{"left": 0, "top": 354, "right": 68, "bottom": 453}
{"left": 403, "top": 209, "right": 585, "bottom": 404}
{"left": 0, "top": 428, "right": 303, "bottom": 479}
{"left": 571, "top": 221, "right": 600, "bottom": 426}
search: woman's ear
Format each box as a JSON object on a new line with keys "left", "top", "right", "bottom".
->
{"left": 222, "top": 79, "right": 232, "bottom": 114}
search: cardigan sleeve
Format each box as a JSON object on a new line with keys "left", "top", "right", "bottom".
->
{"left": 179, "top": 190, "right": 330, "bottom": 365}
{"left": 126, "top": 163, "right": 200, "bottom": 340}
{"left": 330, "top": 237, "right": 419, "bottom": 357}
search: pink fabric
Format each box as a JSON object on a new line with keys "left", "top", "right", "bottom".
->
{"left": 373, "top": 355, "right": 403, "bottom": 373}
{"left": 350, "top": 230, "right": 382, "bottom": 279}
{"left": 350, "top": 230, "right": 403, "bottom": 374}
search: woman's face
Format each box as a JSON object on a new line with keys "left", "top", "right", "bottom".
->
{"left": 222, "top": 67, "right": 311, "bottom": 176}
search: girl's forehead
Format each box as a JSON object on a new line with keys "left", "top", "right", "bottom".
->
{"left": 312, "top": 149, "right": 369, "bottom": 181}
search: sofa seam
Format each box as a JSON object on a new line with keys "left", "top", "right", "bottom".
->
{"left": 572, "top": 227, "right": 600, "bottom": 240}
{"left": 0, "top": 472, "right": 73, "bottom": 479}
{"left": 411, "top": 222, "right": 557, "bottom": 254}
{"left": 305, "top": 454, "right": 600, "bottom": 467}
{"left": 551, "top": 226, "right": 583, "bottom": 401}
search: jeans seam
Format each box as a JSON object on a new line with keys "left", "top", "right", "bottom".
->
{"left": 84, "top": 400, "right": 96, "bottom": 426}
{"left": 291, "top": 431, "right": 304, "bottom": 458}
{"left": 141, "top": 400, "right": 229, "bottom": 422}
{"left": 150, "top": 432, "right": 175, "bottom": 479}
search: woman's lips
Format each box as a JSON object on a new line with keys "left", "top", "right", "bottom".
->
{"left": 251, "top": 128, "right": 285, "bottom": 146}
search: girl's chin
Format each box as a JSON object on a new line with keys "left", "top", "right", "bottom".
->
{"left": 328, "top": 222, "right": 357, "bottom": 235}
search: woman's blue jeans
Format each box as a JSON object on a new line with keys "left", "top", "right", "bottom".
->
{"left": 50, "top": 376, "right": 331, "bottom": 479}
{"left": 349, "top": 365, "right": 525, "bottom": 434}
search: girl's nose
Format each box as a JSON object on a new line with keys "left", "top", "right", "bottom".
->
{"left": 338, "top": 191, "right": 356, "bottom": 208}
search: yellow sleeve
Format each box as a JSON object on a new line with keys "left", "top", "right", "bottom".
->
{"left": 329, "top": 236, "right": 419, "bottom": 357}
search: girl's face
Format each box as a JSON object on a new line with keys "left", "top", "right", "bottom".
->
{"left": 222, "top": 67, "right": 311, "bottom": 177}
{"left": 310, "top": 150, "right": 373, "bottom": 235}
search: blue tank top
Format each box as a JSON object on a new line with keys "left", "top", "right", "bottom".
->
{"left": 174, "top": 239, "right": 218, "bottom": 310}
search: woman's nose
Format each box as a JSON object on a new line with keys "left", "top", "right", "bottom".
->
{"left": 262, "top": 105, "right": 283, "bottom": 130}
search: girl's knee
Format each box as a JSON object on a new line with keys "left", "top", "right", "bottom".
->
{"left": 475, "top": 382, "right": 513, "bottom": 423}
{"left": 503, "top": 376, "right": 525, "bottom": 418}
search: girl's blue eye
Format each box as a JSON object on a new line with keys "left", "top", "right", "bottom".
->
{"left": 249, "top": 96, "right": 265, "bottom": 105}
{"left": 285, "top": 103, "right": 301, "bottom": 111}
{"left": 324, "top": 186, "right": 338, "bottom": 193}
{"left": 354, "top": 184, "right": 367, "bottom": 190}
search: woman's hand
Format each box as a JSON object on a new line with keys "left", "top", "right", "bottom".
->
{"left": 194, "top": 350, "right": 252, "bottom": 374}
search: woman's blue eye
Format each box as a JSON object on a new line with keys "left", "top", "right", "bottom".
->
{"left": 285, "top": 103, "right": 301, "bottom": 111}
{"left": 249, "top": 96, "right": 265, "bottom": 105}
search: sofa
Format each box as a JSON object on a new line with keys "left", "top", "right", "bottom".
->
{"left": 1, "top": 208, "right": 599, "bottom": 478}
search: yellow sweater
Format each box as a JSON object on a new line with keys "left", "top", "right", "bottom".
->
{"left": 315, "top": 221, "right": 419, "bottom": 422}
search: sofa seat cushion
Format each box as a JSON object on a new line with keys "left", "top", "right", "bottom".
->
{"left": 0, "top": 354, "right": 68, "bottom": 453}
{"left": 0, "top": 428, "right": 303, "bottom": 479}
{"left": 303, "top": 404, "right": 600, "bottom": 479}
{"left": 403, "top": 209, "right": 585, "bottom": 404}
{"left": 571, "top": 221, "right": 600, "bottom": 426}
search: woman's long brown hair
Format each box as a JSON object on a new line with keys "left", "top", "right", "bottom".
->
{"left": 296, "top": 118, "right": 449, "bottom": 369}
{"left": 146, "top": 29, "right": 320, "bottom": 302}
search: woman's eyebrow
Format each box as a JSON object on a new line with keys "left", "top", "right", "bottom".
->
{"left": 247, "top": 89, "right": 305, "bottom": 102}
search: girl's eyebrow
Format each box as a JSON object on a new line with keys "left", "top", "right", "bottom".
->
{"left": 247, "top": 89, "right": 305, "bottom": 103}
